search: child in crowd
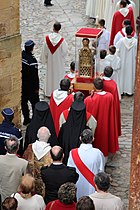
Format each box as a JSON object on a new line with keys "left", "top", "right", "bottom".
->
{"left": 96, "top": 50, "right": 110, "bottom": 75}
{"left": 64, "top": 62, "right": 75, "bottom": 82}
{"left": 105, "top": 45, "right": 121, "bottom": 100}
{"left": 97, "top": 19, "right": 110, "bottom": 51}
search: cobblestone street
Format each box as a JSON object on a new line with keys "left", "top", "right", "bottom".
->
{"left": 20, "top": 0, "right": 134, "bottom": 209}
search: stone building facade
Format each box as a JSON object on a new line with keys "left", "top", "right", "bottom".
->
{"left": 0, "top": 0, "right": 21, "bottom": 125}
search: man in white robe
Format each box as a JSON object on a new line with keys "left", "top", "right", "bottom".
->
{"left": 94, "top": 0, "right": 106, "bottom": 19}
{"left": 116, "top": 0, "right": 136, "bottom": 22}
{"left": 114, "top": 19, "right": 137, "bottom": 46}
{"left": 116, "top": 25, "right": 137, "bottom": 95}
{"left": 40, "top": 22, "right": 68, "bottom": 97}
{"left": 86, "top": 0, "right": 96, "bottom": 18}
{"left": 67, "top": 129, "right": 105, "bottom": 199}
{"left": 104, "top": 0, "right": 119, "bottom": 32}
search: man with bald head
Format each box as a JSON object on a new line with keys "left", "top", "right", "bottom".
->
{"left": 41, "top": 145, "right": 79, "bottom": 204}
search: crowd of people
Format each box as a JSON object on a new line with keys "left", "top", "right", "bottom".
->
{"left": 0, "top": 0, "right": 138, "bottom": 209}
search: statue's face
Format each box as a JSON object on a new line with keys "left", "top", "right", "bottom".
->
{"left": 83, "top": 40, "right": 89, "bottom": 47}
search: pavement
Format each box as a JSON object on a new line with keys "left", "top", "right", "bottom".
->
{"left": 20, "top": 0, "right": 134, "bottom": 209}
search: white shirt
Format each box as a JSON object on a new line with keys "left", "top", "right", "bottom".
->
{"left": 11, "top": 193, "right": 46, "bottom": 210}
{"left": 67, "top": 144, "right": 105, "bottom": 199}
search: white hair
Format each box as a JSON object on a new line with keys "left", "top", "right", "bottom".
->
{"left": 37, "top": 126, "right": 51, "bottom": 143}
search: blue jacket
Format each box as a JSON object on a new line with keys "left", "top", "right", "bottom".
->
{"left": 0, "top": 120, "right": 23, "bottom": 155}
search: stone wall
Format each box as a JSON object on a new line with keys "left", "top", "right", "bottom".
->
{"left": 0, "top": 0, "right": 21, "bottom": 125}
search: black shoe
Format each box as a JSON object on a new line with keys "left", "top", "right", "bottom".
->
{"left": 44, "top": 3, "right": 54, "bottom": 6}
{"left": 23, "top": 118, "right": 31, "bottom": 126}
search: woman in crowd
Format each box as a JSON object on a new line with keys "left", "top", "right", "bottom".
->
{"left": 46, "top": 182, "right": 76, "bottom": 210}
{"left": 11, "top": 174, "right": 46, "bottom": 210}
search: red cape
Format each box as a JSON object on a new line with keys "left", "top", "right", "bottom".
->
{"left": 84, "top": 92, "right": 119, "bottom": 156}
{"left": 110, "top": 7, "right": 135, "bottom": 45}
{"left": 63, "top": 109, "right": 91, "bottom": 122}
{"left": 103, "top": 79, "right": 121, "bottom": 136}
{"left": 50, "top": 93, "right": 73, "bottom": 136}
{"left": 64, "top": 75, "right": 73, "bottom": 82}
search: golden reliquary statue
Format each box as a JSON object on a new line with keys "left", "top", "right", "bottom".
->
{"left": 79, "top": 38, "right": 94, "bottom": 77}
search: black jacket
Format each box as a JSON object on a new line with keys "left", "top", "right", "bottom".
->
{"left": 41, "top": 163, "right": 79, "bottom": 204}
{"left": 22, "top": 50, "right": 39, "bottom": 93}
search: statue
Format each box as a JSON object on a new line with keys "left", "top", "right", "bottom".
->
{"left": 79, "top": 38, "right": 94, "bottom": 77}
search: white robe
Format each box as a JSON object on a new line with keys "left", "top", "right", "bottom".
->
{"left": 105, "top": 54, "right": 121, "bottom": 100}
{"left": 114, "top": 27, "right": 137, "bottom": 46}
{"left": 98, "top": 29, "right": 110, "bottom": 51}
{"left": 67, "top": 144, "right": 105, "bottom": 199}
{"left": 116, "top": 0, "right": 137, "bottom": 29}
{"left": 116, "top": 37, "right": 137, "bottom": 95}
{"left": 94, "top": 0, "right": 106, "bottom": 19}
{"left": 96, "top": 59, "right": 110, "bottom": 75}
{"left": 86, "top": 0, "right": 96, "bottom": 18}
{"left": 104, "top": 0, "right": 118, "bottom": 32}
{"left": 40, "top": 32, "right": 68, "bottom": 97}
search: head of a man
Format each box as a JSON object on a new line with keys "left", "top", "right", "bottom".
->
{"left": 76, "top": 196, "right": 95, "bottom": 210}
{"left": 24, "top": 40, "right": 35, "bottom": 53}
{"left": 120, "top": 0, "right": 127, "bottom": 8}
{"left": 125, "top": 25, "right": 133, "bottom": 36}
{"left": 109, "top": 45, "right": 116, "bottom": 55}
{"left": 98, "top": 19, "right": 105, "bottom": 28}
{"left": 80, "top": 129, "right": 93, "bottom": 144}
{"left": 53, "top": 22, "right": 61, "bottom": 32}
{"left": 100, "top": 49, "right": 107, "bottom": 59}
{"left": 70, "top": 61, "right": 75, "bottom": 73}
{"left": 2, "top": 197, "right": 18, "bottom": 210}
{"left": 5, "top": 136, "right": 19, "bottom": 154}
{"left": 1, "top": 108, "right": 14, "bottom": 123}
{"left": 60, "top": 78, "right": 71, "bottom": 91}
{"left": 122, "top": 19, "right": 131, "bottom": 28}
{"left": 104, "top": 66, "right": 113, "bottom": 78}
{"left": 93, "top": 78, "right": 103, "bottom": 91}
{"left": 37, "top": 126, "right": 51, "bottom": 143}
{"left": 50, "top": 146, "right": 64, "bottom": 162}
{"left": 58, "top": 182, "right": 76, "bottom": 204}
{"left": 94, "top": 172, "right": 110, "bottom": 192}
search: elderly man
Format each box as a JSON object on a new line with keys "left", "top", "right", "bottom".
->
{"left": 0, "top": 136, "right": 28, "bottom": 201}
{"left": 89, "top": 172, "right": 123, "bottom": 210}
{"left": 41, "top": 146, "right": 79, "bottom": 204}
{"left": 67, "top": 129, "right": 105, "bottom": 199}
{"left": 23, "top": 126, "right": 52, "bottom": 195}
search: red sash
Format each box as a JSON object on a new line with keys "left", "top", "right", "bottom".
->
{"left": 71, "top": 148, "right": 96, "bottom": 188}
{"left": 120, "top": 29, "right": 135, "bottom": 37}
{"left": 46, "top": 36, "right": 64, "bottom": 54}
